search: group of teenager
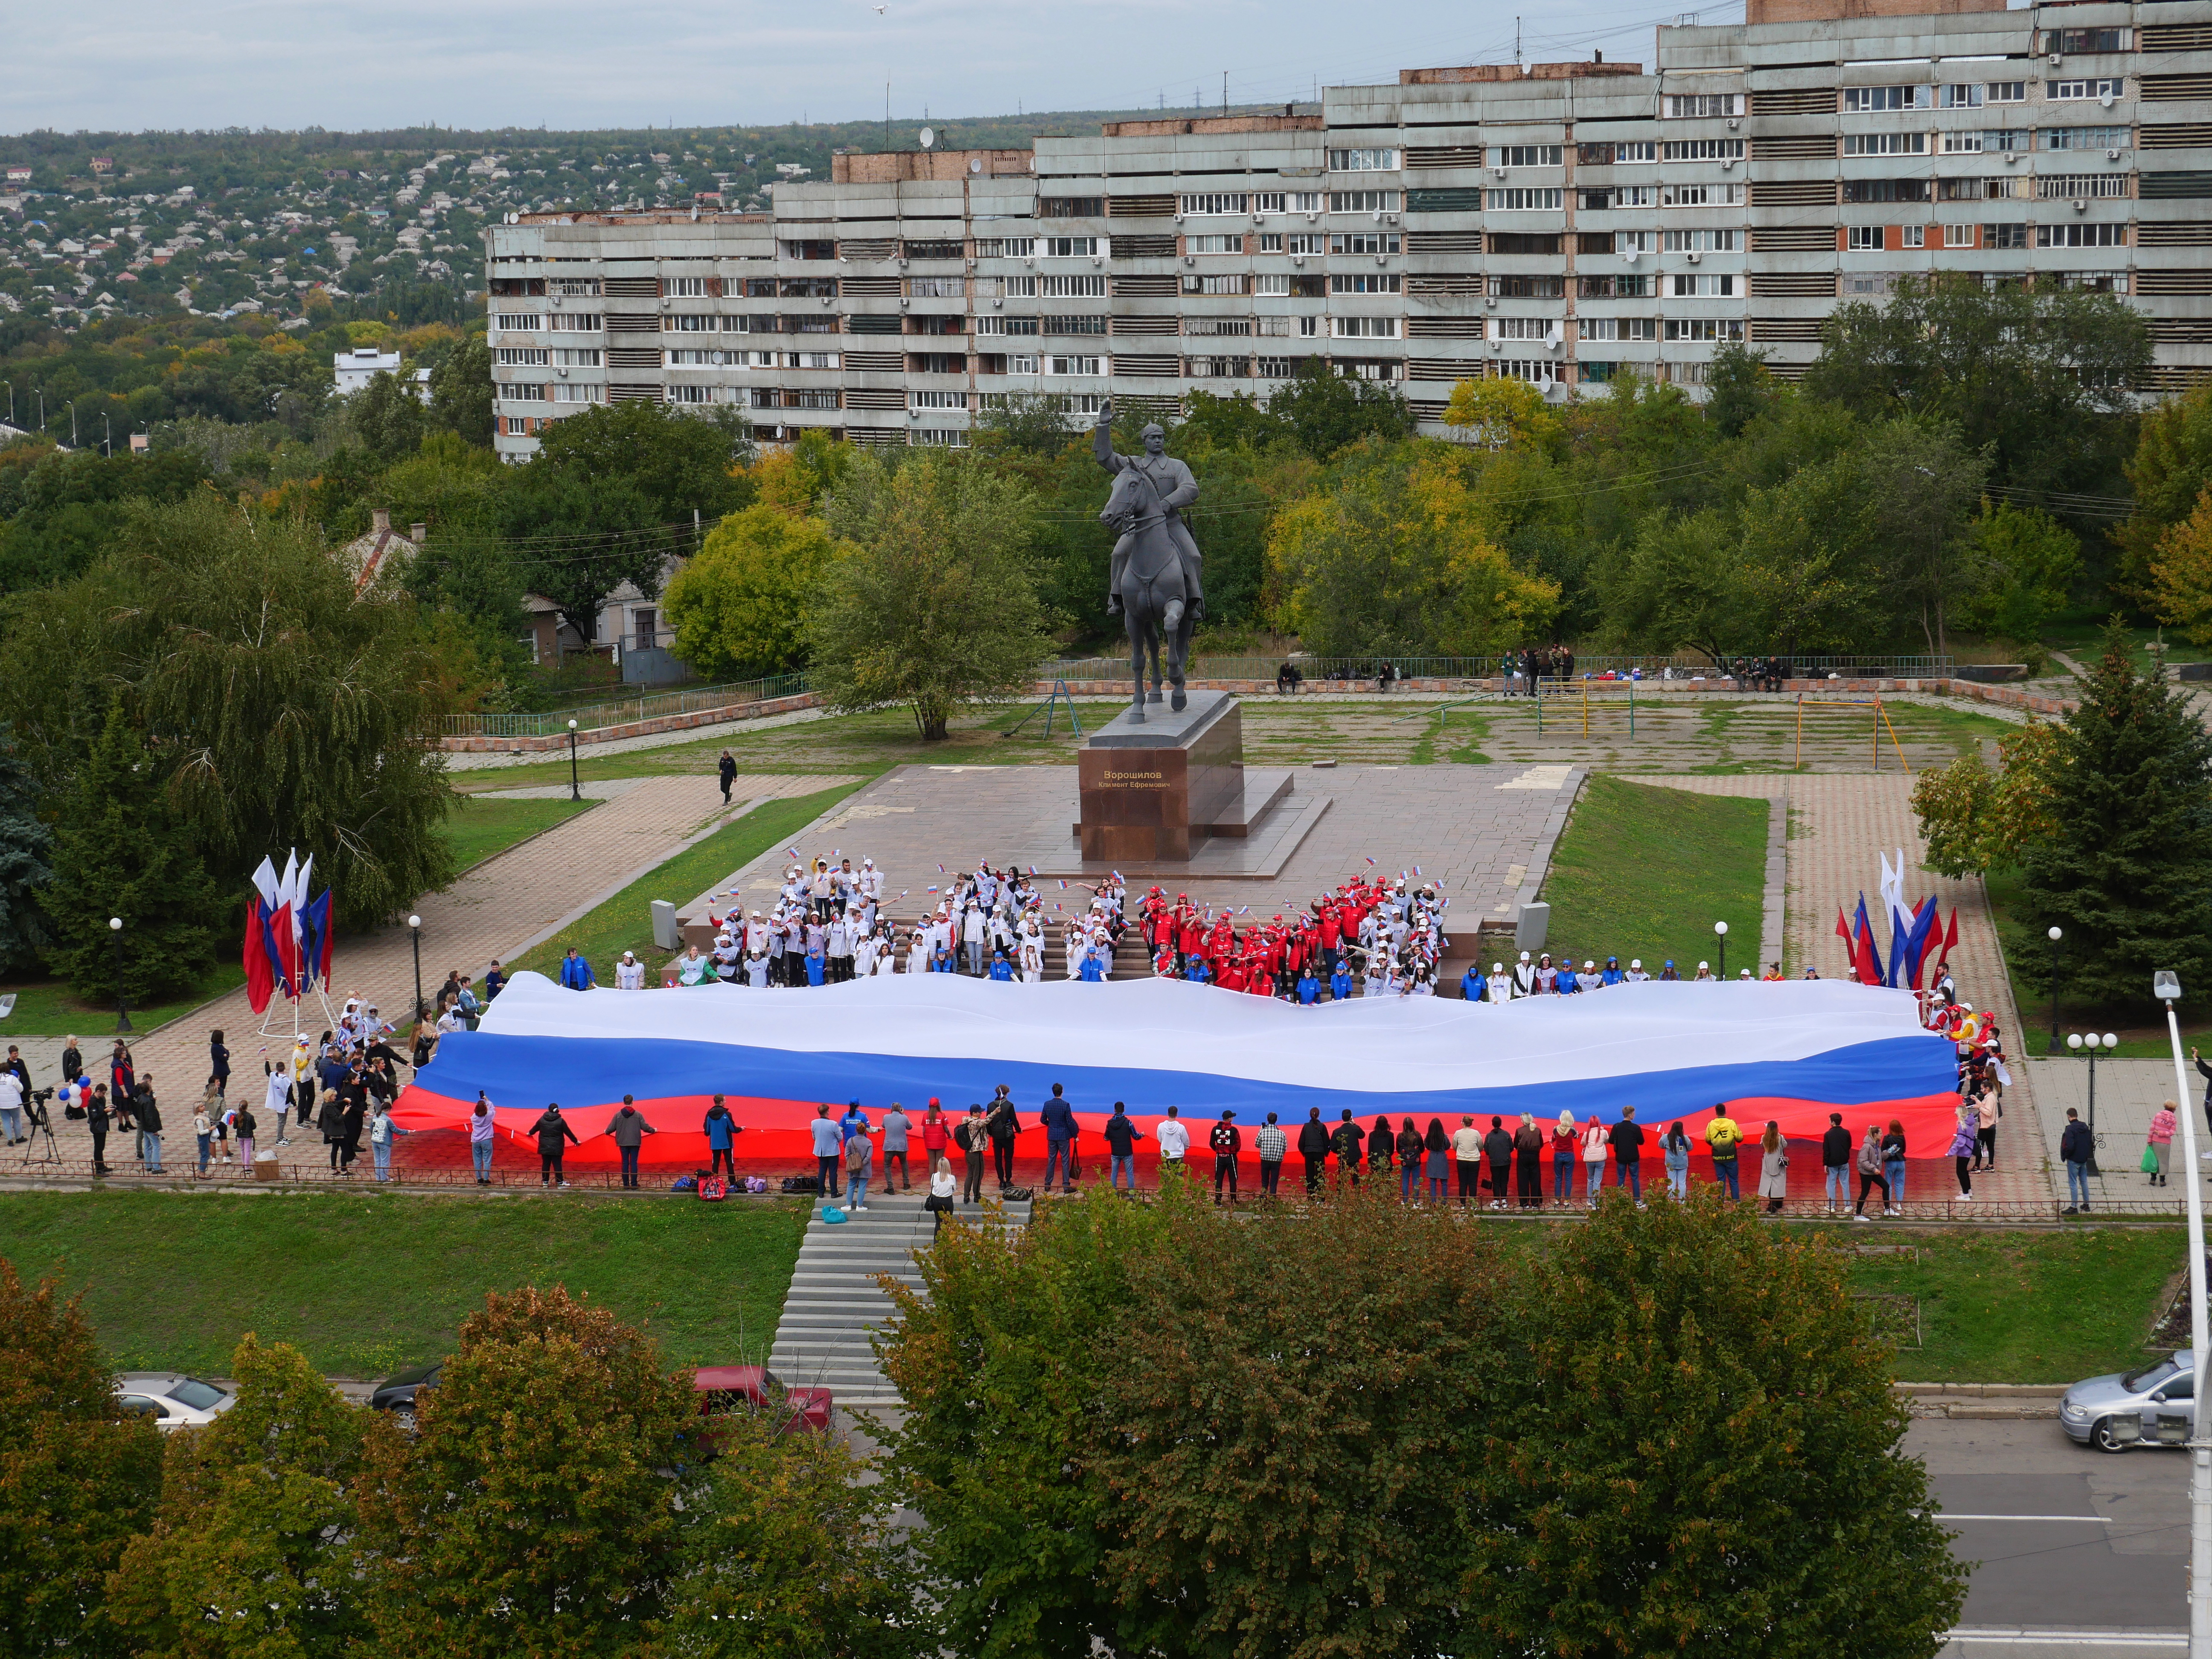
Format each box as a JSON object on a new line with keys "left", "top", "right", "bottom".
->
{"left": 1141, "top": 874, "right": 1451, "bottom": 1001}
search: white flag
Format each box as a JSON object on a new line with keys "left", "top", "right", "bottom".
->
{"left": 249, "top": 856, "right": 279, "bottom": 910}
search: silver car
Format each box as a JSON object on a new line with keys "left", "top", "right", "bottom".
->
{"left": 115, "top": 1373, "right": 235, "bottom": 1433}
{"left": 2059, "top": 1351, "right": 2197, "bottom": 1452}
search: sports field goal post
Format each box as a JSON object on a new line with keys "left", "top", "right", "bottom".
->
{"left": 1795, "top": 693, "right": 1909, "bottom": 772}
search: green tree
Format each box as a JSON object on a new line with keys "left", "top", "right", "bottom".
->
{"left": 350, "top": 369, "right": 428, "bottom": 464}
{"left": 660, "top": 1405, "right": 927, "bottom": 1659}
{"left": 662, "top": 505, "right": 836, "bottom": 680}
{"left": 0, "top": 1260, "right": 163, "bottom": 1657}
{"left": 1704, "top": 342, "right": 1778, "bottom": 439}
{"left": 1096, "top": 1189, "right": 1508, "bottom": 1659}
{"left": 361, "top": 1286, "right": 698, "bottom": 1659}
{"left": 1462, "top": 1192, "right": 1967, "bottom": 1658}
{"left": 971, "top": 389, "right": 1086, "bottom": 460}
{"left": 1957, "top": 497, "right": 2080, "bottom": 654}
{"left": 2120, "top": 381, "right": 2212, "bottom": 600}
{"left": 1, "top": 494, "right": 457, "bottom": 931}
{"left": 811, "top": 453, "right": 1051, "bottom": 740}
{"left": 1599, "top": 507, "right": 1744, "bottom": 659}
{"left": 40, "top": 706, "right": 224, "bottom": 1003}
{"left": 0, "top": 723, "right": 54, "bottom": 971}
{"left": 428, "top": 329, "right": 494, "bottom": 445}
{"left": 1264, "top": 362, "right": 1417, "bottom": 461}
{"left": 0, "top": 446, "right": 212, "bottom": 594}
{"left": 2018, "top": 623, "right": 2212, "bottom": 1002}
{"left": 103, "top": 1335, "right": 376, "bottom": 1659}
{"left": 1911, "top": 720, "right": 2064, "bottom": 878}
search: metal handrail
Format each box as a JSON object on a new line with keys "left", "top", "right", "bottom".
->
{"left": 442, "top": 672, "right": 809, "bottom": 738}
{"left": 1040, "top": 653, "right": 1959, "bottom": 682}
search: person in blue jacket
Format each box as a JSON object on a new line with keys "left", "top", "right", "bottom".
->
{"left": 805, "top": 944, "right": 827, "bottom": 987}
{"left": 1600, "top": 956, "right": 1627, "bottom": 988}
{"left": 558, "top": 948, "right": 596, "bottom": 991}
{"left": 1040, "top": 1083, "right": 1078, "bottom": 1193}
{"left": 928, "top": 944, "right": 956, "bottom": 973}
{"left": 1297, "top": 965, "right": 1321, "bottom": 1005}
{"left": 701, "top": 1094, "right": 741, "bottom": 1178}
{"left": 1078, "top": 949, "right": 1106, "bottom": 983}
{"left": 987, "top": 950, "right": 1015, "bottom": 982}
{"left": 1330, "top": 959, "right": 1353, "bottom": 1001}
{"left": 1185, "top": 955, "right": 1211, "bottom": 985}
{"left": 1556, "top": 960, "right": 1582, "bottom": 994}
{"left": 1459, "top": 963, "right": 1485, "bottom": 1001}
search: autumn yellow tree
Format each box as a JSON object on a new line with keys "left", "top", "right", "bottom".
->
{"left": 1441, "top": 376, "right": 1566, "bottom": 457}
{"left": 2150, "top": 487, "right": 2212, "bottom": 645}
{"left": 663, "top": 504, "right": 840, "bottom": 679}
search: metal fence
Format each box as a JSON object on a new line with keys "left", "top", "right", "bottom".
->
{"left": 441, "top": 672, "right": 810, "bottom": 739}
{"left": 1041, "top": 653, "right": 1959, "bottom": 683}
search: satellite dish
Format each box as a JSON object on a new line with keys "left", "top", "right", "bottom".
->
{"left": 969, "top": 157, "right": 983, "bottom": 174}
{"left": 919, "top": 126, "right": 936, "bottom": 149}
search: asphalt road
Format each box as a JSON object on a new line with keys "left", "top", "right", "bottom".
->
{"left": 1917, "top": 1418, "right": 2192, "bottom": 1658}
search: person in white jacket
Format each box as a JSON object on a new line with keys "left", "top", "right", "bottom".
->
{"left": 614, "top": 951, "right": 646, "bottom": 990}
{"left": 1580, "top": 1117, "right": 1610, "bottom": 1208}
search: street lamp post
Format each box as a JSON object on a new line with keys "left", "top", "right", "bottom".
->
{"left": 2064, "top": 1030, "right": 2119, "bottom": 1176}
{"left": 108, "top": 916, "right": 129, "bottom": 1032}
{"left": 2154, "top": 970, "right": 2209, "bottom": 1659}
{"left": 567, "top": 718, "right": 581, "bottom": 802}
{"left": 1714, "top": 919, "right": 1729, "bottom": 983}
{"left": 408, "top": 914, "right": 424, "bottom": 1028}
{"left": 2047, "top": 926, "right": 2065, "bottom": 1056}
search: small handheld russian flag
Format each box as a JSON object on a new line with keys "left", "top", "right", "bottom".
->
{"left": 1364, "top": 856, "right": 1377, "bottom": 867}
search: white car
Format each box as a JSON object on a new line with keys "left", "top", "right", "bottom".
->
{"left": 116, "top": 1373, "right": 234, "bottom": 1432}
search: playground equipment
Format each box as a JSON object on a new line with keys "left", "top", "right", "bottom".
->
{"left": 1796, "top": 693, "right": 1910, "bottom": 771}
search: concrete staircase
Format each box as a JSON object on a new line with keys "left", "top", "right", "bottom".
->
{"left": 767, "top": 1190, "right": 1033, "bottom": 1409}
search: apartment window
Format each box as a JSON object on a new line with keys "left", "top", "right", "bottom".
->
{"left": 1847, "top": 132, "right": 1928, "bottom": 155}
{"left": 1045, "top": 236, "right": 1100, "bottom": 257}
{"left": 1001, "top": 276, "right": 1039, "bottom": 296}
{"left": 1988, "top": 81, "right": 2026, "bottom": 103}
{"left": 1186, "top": 355, "right": 1252, "bottom": 377}
{"left": 1939, "top": 84, "right": 1985, "bottom": 109}
{"left": 1661, "top": 139, "right": 1744, "bottom": 161}
{"left": 1844, "top": 178, "right": 1932, "bottom": 202}
{"left": 1046, "top": 354, "right": 1102, "bottom": 375}
{"left": 1039, "top": 197, "right": 1104, "bottom": 217}
{"left": 1286, "top": 233, "right": 1327, "bottom": 254}
{"left": 665, "top": 313, "right": 717, "bottom": 331}
{"left": 550, "top": 277, "right": 600, "bottom": 297}
{"left": 2052, "top": 79, "right": 2126, "bottom": 100}
{"left": 1487, "top": 189, "right": 1562, "bottom": 212}
{"left": 1902, "top": 224, "right": 1926, "bottom": 247}
{"left": 975, "top": 237, "right": 1037, "bottom": 257}
{"left": 1983, "top": 129, "right": 2030, "bottom": 152}
{"left": 1299, "top": 316, "right": 1320, "bottom": 335}
{"left": 1943, "top": 224, "right": 1976, "bottom": 247}
{"left": 1492, "top": 317, "right": 1552, "bottom": 340}
{"left": 1578, "top": 317, "right": 1658, "bottom": 342}
{"left": 1845, "top": 85, "right": 1932, "bottom": 112}
{"left": 666, "top": 384, "right": 714, "bottom": 404}
{"left": 974, "top": 315, "right": 1024, "bottom": 335}
{"left": 1844, "top": 273, "right": 1894, "bottom": 296}
{"left": 1339, "top": 360, "right": 1401, "bottom": 381}
{"left": 1671, "top": 273, "right": 1736, "bottom": 296}
{"left": 1662, "top": 183, "right": 1746, "bottom": 206}
{"left": 2042, "top": 26, "right": 2129, "bottom": 53}
{"left": 1582, "top": 184, "right": 1658, "bottom": 210}
{"left": 496, "top": 347, "right": 548, "bottom": 366}
{"left": 1940, "top": 175, "right": 2028, "bottom": 201}
{"left": 1257, "top": 317, "right": 1292, "bottom": 335}
{"left": 1183, "top": 274, "right": 1249, "bottom": 294}
{"left": 501, "top": 382, "right": 547, "bottom": 401}
{"left": 1328, "top": 190, "right": 1401, "bottom": 213}
{"left": 1187, "top": 234, "right": 1243, "bottom": 254}
{"left": 1188, "top": 317, "right": 1254, "bottom": 335}
{"left": 2038, "top": 222, "right": 2128, "bottom": 246}
{"left": 1663, "top": 317, "right": 1744, "bottom": 341}
{"left": 1664, "top": 228, "right": 1737, "bottom": 251}
{"left": 1257, "top": 233, "right": 1284, "bottom": 251}
{"left": 1496, "top": 360, "right": 1555, "bottom": 385}
{"left": 1255, "top": 273, "right": 1292, "bottom": 296}
{"left": 780, "top": 239, "right": 835, "bottom": 259}
{"left": 495, "top": 313, "right": 543, "bottom": 331}
{"left": 665, "top": 276, "right": 710, "bottom": 297}
{"left": 1181, "top": 193, "right": 1250, "bottom": 215}
{"left": 2043, "top": 126, "right": 2131, "bottom": 150}
{"left": 1578, "top": 273, "right": 1653, "bottom": 298}
{"left": 789, "top": 351, "right": 840, "bottom": 369}
{"left": 1489, "top": 145, "right": 1563, "bottom": 168}
{"left": 911, "top": 429, "right": 970, "bottom": 448}
{"left": 1329, "top": 147, "right": 1402, "bottom": 170}
{"left": 2037, "top": 172, "right": 2131, "bottom": 198}
{"left": 1987, "top": 223, "right": 2029, "bottom": 249}
{"left": 548, "top": 313, "right": 602, "bottom": 332}
{"left": 911, "top": 390, "right": 966, "bottom": 410}
{"left": 1939, "top": 131, "right": 1983, "bottom": 153}
{"left": 1257, "top": 355, "right": 1296, "bottom": 378}
{"left": 1288, "top": 191, "right": 1325, "bottom": 212}
{"left": 910, "top": 276, "right": 965, "bottom": 297}
{"left": 553, "top": 348, "right": 600, "bottom": 367}
{"left": 553, "top": 383, "right": 602, "bottom": 403}
{"left": 1664, "top": 93, "right": 1743, "bottom": 118}
{"left": 1331, "top": 317, "right": 1399, "bottom": 338}
{"left": 1329, "top": 233, "right": 1401, "bottom": 253}
{"left": 1615, "top": 230, "right": 1658, "bottom": 253}
{"left": 1490, "top": 274, "right": 1566, "bottom": 297}
{"left": 1329, "top": 273, "right": 1402, "bottom": 294}
{"left": 666, "top": 349, "right": 719, "bottom": 365}
{"left": 1042, "top": 315, "right": 1106, "bottom": 333}
{"left": 1612, "top": 142, "right": 1659, "bottom": 163}
{"left": 1039, "top": 275, "right": 1106, "bottom": 297}
{"left": 1003, "top": 354, "right": 1041, "bottom": 374}
{"left": 1253, "top": 192, "right": 1286, "bottom": 213}
{"left": 732, "top": 350, "right": 776, "bottom": 368}
{"left": 1847, "top": 225, "right": 1884, "bottom": 250}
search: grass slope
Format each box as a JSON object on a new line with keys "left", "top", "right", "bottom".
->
{"left": 439, "top": 793, "right": 597, "bottom": 873}
{"left": 1538, "top": 774, "right": 1770, "bottom": 975}
{"left": 0, "top": 1190, "right": 810, "bottom": 1378}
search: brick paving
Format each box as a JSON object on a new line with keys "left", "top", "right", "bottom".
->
{"left": 8, "top": 773, "right": 847, "bottom": 1178}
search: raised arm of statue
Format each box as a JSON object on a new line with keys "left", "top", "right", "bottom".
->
{"left": 1093, "top": 400, "right": 1124, "bottom": 473}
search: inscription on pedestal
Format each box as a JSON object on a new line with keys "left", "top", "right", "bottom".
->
{"left": 1076, "top": 690, "right": 1248, "bottom": 863}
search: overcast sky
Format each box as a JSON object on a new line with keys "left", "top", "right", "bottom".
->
{"left": 9, "top": 0, "right": 1748, "bottom": 136}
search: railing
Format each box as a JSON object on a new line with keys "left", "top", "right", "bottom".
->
{"left": 1041, "top": 653, "right": 1959, "bottom": 683}
{"left": 441, "top": 672, "right": 810, "bottom": 738}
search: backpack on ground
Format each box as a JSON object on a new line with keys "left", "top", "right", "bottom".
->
{"left": 744, "top": 1175, "right": 769, "bottom": 1193}
{"left": 781, "top": 1174, "right": 821, "bottom": 1194}
{"left": 697, "top": 1175, "right": 728, "bottom": 1202}
{"left": 671, "top": 1176, "right": 697, "bottom": 1192}
{"left": 1002, "top": 1185, "right": 1033, "bottom": 1201}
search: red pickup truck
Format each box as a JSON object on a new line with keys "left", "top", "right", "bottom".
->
{"left": 693, "top": 1364, "right": 833, "bottom": 1443}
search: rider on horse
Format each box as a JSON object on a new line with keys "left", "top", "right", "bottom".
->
{"left": 1094, "top": 401, "right": 1204, "bottom": 620}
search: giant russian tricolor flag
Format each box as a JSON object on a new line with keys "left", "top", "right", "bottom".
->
{"left": 396, "top": 972, "right": 1961, "bottom": 1167}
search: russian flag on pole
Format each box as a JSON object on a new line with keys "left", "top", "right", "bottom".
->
{"left": 399, "top": 973, "right": 1961, "bottom": 1169}
{"left": 297, "top": 891, "right": 334, "bottom": 990}
{"left": 243, "top": 897, "right": 276, "bottom": 1013}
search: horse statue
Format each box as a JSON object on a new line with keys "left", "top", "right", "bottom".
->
{"left": 1094, "top": 402, "right": 1202, "bottom": 722}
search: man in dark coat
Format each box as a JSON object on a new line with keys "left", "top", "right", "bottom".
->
{"left": 526, "top": 1103, "right": 581, "bottom": 1187}
{"left": 1297, "top": 1107, "right": 1332, "bottom": 1196}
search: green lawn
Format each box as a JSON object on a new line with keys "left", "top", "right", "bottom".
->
{"left": 1537, "top": 774, "right": 1770, "bottom": 975}
{"left": 0, "top": 1189, "right": 811, "bottom": 1378}
{"left": 438, "top": 792, "right": 598, "bottom": 872}
{"left": 1839, "top": 1226, "right": 2185, "bottom": 1383}
{"left": 509, "top": 781, "right": 869, "bottom": 983}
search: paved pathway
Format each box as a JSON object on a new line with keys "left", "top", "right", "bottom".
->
{"left": 446, "top": 706, "right": 832, "bottom": 770}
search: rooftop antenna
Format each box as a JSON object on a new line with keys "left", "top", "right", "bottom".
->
{"left": 1516, "top": 16, "right": 1524, "bottom": 67}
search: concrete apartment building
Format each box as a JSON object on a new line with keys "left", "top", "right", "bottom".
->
{"left": 483, "top": 0, "right": 2212, "bottom": 460}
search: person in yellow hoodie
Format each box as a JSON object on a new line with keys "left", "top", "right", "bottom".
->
{"left": 1704, "top": 1103, "right": 1744, "bottom": 1200}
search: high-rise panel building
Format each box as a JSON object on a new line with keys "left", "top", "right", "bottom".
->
{"left": 484, "top": 0, "right": 2206, "bottom": 459}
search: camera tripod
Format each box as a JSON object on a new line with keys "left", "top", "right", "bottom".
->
{"left": 18, "top": 1094, "right": 61, "bottom": 1169}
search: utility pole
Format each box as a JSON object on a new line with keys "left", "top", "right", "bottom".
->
{"left": 2157, "top": 969, "right": 2209, "bottom": 1659}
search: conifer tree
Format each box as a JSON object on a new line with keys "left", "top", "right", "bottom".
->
{"left": 0, "top": 723, "right": 53, "bottom": 972}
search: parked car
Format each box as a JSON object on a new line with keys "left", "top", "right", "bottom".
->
{"left": 692, "top": 1364, "right": 833, "bottom": 1448}
{"left": 2060, "top": 1350, "right": 2198, "bottom": 1452}
{"left": 369, "top": 1362, "right": 441, "bottom": 1428}
{"left": 116, "top": 1373, "right": 235, "bottom": 1432}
